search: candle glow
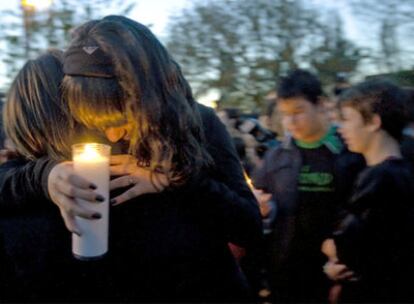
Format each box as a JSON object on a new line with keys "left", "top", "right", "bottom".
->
{"left": 74, "top": 144, "right": 106, "bottom": 162}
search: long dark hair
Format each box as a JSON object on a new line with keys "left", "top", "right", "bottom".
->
{"left": 4, "top": 50, "right": 75, "bottom": 160}
{"left": 63, "top": 16, "right": 212, "bottom": 184}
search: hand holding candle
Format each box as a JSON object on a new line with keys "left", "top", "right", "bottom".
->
{"left": 72, "top": 143, "right": 111, "bottom": 260}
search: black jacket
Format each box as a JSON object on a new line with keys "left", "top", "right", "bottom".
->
{"left": 333, "top": 158, "right": 414, "bottom": 303}
{"left": 0, "top": 104, "right": 262, "bottom": 302}
{"left": 252, "top": 133, "right": 364, "bottom": 271}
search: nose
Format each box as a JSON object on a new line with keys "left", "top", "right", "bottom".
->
{"left": 105, "top": 127, "right": 126, "bottom": 143}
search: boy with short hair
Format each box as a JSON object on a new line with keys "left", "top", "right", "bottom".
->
{"left": 323, "top": 80, "right": 414, "bottom": 302}
{"left": 253, "top": 69, "right": 364, "bottom": 302}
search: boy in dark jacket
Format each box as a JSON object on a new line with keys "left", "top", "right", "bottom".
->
{"left": 253, "top": 69, "right": 364, "bottom": 302}
{"left": 322, "top": 80, "right": 414, "bottom": 303}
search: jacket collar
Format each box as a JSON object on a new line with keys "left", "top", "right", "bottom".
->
{"left": 281, "top": 126, "right": 344, "bottom": 155}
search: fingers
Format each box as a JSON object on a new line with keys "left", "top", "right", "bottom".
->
{"left": 59, "top": 209, "right": 81, "bottom": 236}
{"left": 55, "top": 179, "right": 102, "bottom": 203}
{"left": 323, "top": 261, "right": 355, "bottom": 282}
{"left": 259, "top": 202, "right": 272, "bottom": 218}
{"left": 111, "top": 187, "right": 140, "bottom": 206}
{"left": 110, "top": 155, "right": 127, "bottom": 165}
{"left": 110, "top": 164, "right": 132, "bottom": 176}
{"left": 58, "top": 194, "right": 100, "bottom": 220}
{"left": 59, "top": 163, "right": 96, "bottom": 189}
{"left": 57, "top": 195, "right": 102, "bottom": 235}
{"left": 110, "top": 161, "right": 145, "bottom": 176}
{"left": 258, "top": 193, "right": 272, "bottom": 204}
{"left": 110, "top": 175, "right": 136, "bottom": 191}
{"left": 336, "top": 270, "right": 355, "bottom": 281}
{"left": 253, "top": 189, "right": 272, "bottom": 205}
{"left": 48, "top": 161, "right": 104, "bottom": 236}
{"left": 110, "top": 154, "right": 135, "bottom": 165}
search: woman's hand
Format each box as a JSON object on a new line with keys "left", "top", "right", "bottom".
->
{"left": 109, "top": 155, "right": 171, "bottom": 205}
{"left": 48, "top": 161, "right": 104, "bottom": 235}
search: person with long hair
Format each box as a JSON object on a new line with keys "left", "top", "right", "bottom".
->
{"left": 0, "top": 49, "right": 130, "bottom": 302}
{"left": 0, "top": 16, "right": 262, "bottom": 301}
{"left": 0, "top": 50, "right": 80, "bottom": 301}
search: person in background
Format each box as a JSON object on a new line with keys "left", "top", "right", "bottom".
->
{"left": 322, "top": 80, "right": 414, "bottom": 303}
{"left": 322, "top": 95, "right": 341, "bottom": 127}
{"left": 262, "top": 90, "right": 284, "bottom": 140}
{"left": 401, "top": 88, "right": 414, "bottom": 166}
{"left": 332, "top": 72, "right": 351, "bottom": 97}
{"left": 253, "top": 69, "right": 364, "bottom": 302}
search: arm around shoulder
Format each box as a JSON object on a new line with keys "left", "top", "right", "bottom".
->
{"left": 0, "top": 157, "right": 59, "bottom": 211}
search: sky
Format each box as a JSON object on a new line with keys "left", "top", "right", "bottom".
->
{"left": 130, "top": 0, "right": 190, "bottom": 38}
{"left": 0, "top": 0, "right": 378, "bottom": 98}
{"left": 0, "top": 0, "right": 192, "bottom": 90}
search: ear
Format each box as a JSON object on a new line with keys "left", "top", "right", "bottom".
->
{"left": 367, "top": 114, "right": 382, "bottom": 132}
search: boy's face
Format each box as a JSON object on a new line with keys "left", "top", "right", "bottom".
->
{"left": 277, "top": 97, "right": 325, "bottom": 142}
{"left": 339, "top": 106, "right": 372, "bottom": 154}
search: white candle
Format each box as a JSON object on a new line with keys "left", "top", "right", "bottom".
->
{"left": 72, "top": 143, "right": 111, "bottom": 260}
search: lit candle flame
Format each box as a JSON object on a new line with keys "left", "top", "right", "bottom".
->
{"left": 244, "top": 171, "right": 254, "bottom": 191}
{"left": 75, "top": 144, "right": 105, "bottom": 162}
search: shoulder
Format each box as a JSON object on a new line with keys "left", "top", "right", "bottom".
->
{"left": 196, "top": 103, "right": 217, "bottom": 123}
{"left": 356, "top": 159, "right": 414, "bottom": 195}
{"left": 258, "top": 139, "right": 298, "bottom": 173}
{"left": 336, "top": 149, "right": 365, "bottom": 171}
{"left": 196, "top": 103, "right": 233, "bottom": 145}
{"left": 377, "top": 158, "right": 414, "bottom": 184}
{"left": 196, "top": 103, "right": 225, "bottom": 135}
{"left": 364, "top": 158, "right": 410, "bottom": 178}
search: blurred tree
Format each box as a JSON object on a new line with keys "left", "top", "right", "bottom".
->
{"left": 351, "top": 0, "right": 414, "bottom": 73}
{"left": 166, "top": 0, "right": 362, "bottom": 110}
{"left": 379, "top": 18, "right": 401, "bottom": 72}
{"left": 309, "top": 12, "right": 364, "bottom": 85}
{"left": 0, "top": 0, "right": 135, "bottom": 88}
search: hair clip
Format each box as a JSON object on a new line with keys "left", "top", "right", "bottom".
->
{"left": 82, "top": 46, "right": 99, "bottom": 55}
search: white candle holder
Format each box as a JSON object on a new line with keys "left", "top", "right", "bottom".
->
{"left": 72, "top": 143, "right": 111, "bottom": 260}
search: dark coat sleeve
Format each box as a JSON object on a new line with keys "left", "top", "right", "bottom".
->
{"left": 0, "top": 157, "right": 58, "bottom": 212}
{"left": 185, "top": 105, "right": 263, "bottom": 249}
{"left": 250, "top": 147, "right": 277, "bottom": 192}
